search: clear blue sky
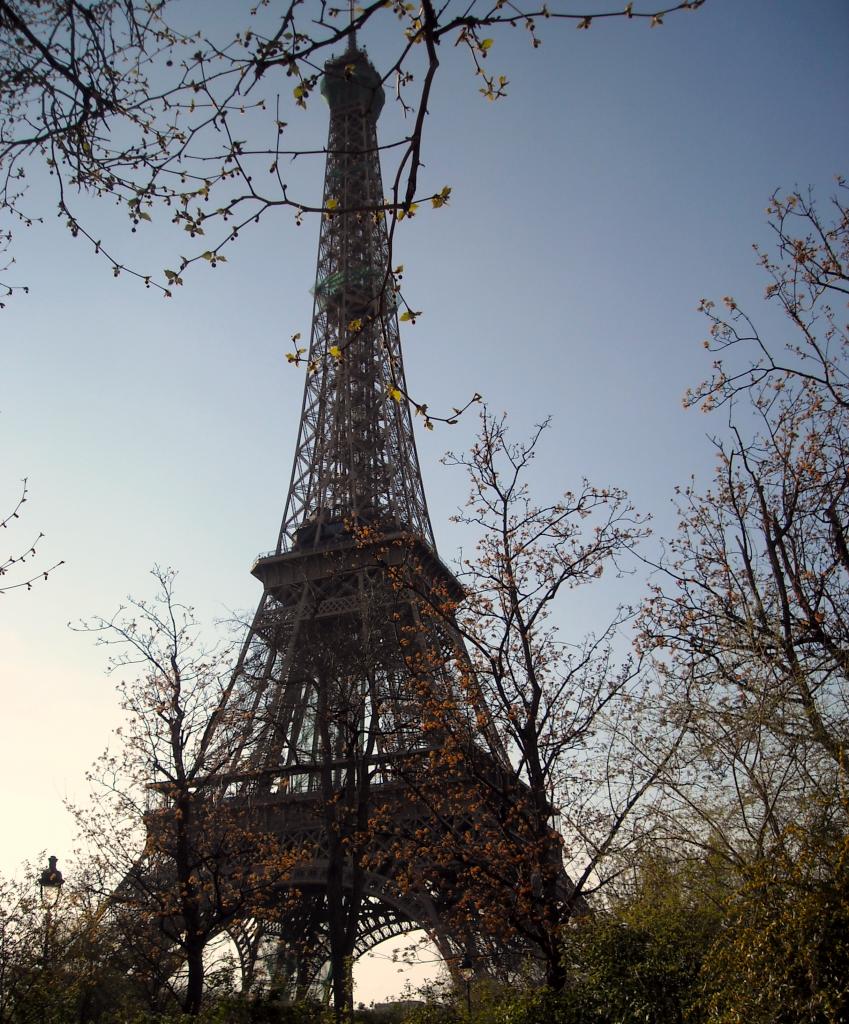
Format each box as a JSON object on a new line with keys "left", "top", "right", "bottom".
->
{"left": 1, "top": 0, "right": 847, "bottom": 1000}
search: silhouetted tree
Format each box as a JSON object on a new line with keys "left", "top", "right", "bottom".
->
{"left": 390, "top": 412, "right": 684, "bottom": 989}
{"left": 73, "top": 567, "right": 298, "bottom": 1015}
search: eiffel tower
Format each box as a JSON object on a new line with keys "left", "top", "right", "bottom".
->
{"left": 216, "top": 36, "right": 497, "bottom": 1002}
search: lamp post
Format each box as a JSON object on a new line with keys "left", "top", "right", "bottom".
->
{"left": 39, "top": 856, "right": 64, "bottom": 907}
{"left": 458, "top": 952, "right": 474, "bottom": 1020}
{"left": 38, "top": 855, "right": 64, "bottom": 967}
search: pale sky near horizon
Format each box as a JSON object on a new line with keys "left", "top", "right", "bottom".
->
{"left": 1, "top": 0, "right": 847, "bottom": 1003}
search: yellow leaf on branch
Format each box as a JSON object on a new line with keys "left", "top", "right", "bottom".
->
{"left": 431, "top": 186, "right": 452, "bottom": 209}
{"left": 397, "top": 203, "right": 419, "bottom": 221}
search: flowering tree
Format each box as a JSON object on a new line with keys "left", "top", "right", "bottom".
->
{"left": 73, "top": 567, "right": 298, "bottom": 1016}
{"left": 390, "top": 411, "right": 684, "bottom": 989}
{"left": 639, "top": 181, "right": 848, "bottom": 869}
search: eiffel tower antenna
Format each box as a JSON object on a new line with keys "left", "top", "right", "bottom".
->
{"left": 347, "top": 0, "right": 357, "bottom": 51}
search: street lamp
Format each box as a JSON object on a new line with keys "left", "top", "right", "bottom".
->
{"left": 458, "top": 952, "right": 474, "bottom": 1019}
{"left": 38, "top": 855, "right": 64, "bottom": 968}
{"left": 39, "top": 856, "right": 64, "bottom": 908}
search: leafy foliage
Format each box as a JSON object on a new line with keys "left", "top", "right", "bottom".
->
{"left": 701, "top": 812, "right": 849, "bottom": 1024}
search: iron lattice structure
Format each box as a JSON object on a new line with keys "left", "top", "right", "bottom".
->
{"left": 279, "top": 43, "right": 432, "bottom": 552}
{"left": 206, "top": 39, "right": 561, "bottom": 999}
{"left": 227, "top": 40, "right": 458, "bottom": 799}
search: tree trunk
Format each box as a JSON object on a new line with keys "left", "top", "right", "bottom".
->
{"left": 326, "top": 829, "right": 352, "bottom": 1024}
{"left": 184, "top": 939, "right": 205, "bottom": 1016}
{"left": 545, "top": 944, "right": 567, "bottom": 991}
{"left": 175, "top": 790, "right": 205, "bottom": 1016}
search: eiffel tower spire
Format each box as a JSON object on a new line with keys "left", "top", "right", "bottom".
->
{"left": 278, "top": 41, "right": 433, "bottom": 554}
